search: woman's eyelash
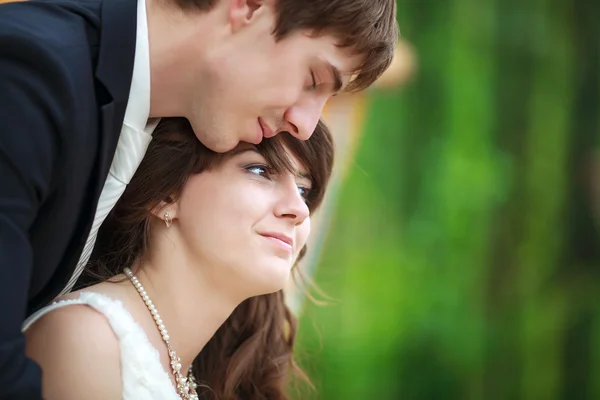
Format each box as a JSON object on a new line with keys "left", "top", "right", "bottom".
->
{"left": 245, "top": 164, "right": 272, "bottom": 178}
{"left": 298, "top": 186, "right": 309, "bottom": 200}
{"left": 246, "top": 164, "right": 313, "bottom": 204}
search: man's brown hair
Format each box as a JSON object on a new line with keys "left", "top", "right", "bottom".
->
{"left": 172, "top": 0, "right": 399, "bottom": 92}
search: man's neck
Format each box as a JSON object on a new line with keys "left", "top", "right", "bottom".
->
{"left": 145, "top": 0, "right": 222, "bottom": 118}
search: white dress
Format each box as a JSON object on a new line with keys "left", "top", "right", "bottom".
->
{"left": 22, "top": 292, "right": 181, "bottom": 399}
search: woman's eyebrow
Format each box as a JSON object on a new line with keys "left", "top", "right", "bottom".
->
{"left": 295, "top": 170, "right": 313, "bottom": 182}
{"left": 228, "top": 146, "right": 260, "bottom": 157}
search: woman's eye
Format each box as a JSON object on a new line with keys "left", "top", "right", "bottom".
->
{"left": 297, "top": 186, "right": 312, "bottom": 203}
{"left": 245, "top": 164, "right": 271, "bottom": 178}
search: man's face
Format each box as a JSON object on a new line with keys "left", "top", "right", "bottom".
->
{"left": 183, "top": 1, "right": 361, "bottom": 152}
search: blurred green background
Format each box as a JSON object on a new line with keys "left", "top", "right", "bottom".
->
{"left": 294, "top": 1, "right": 600, "bottom": 399}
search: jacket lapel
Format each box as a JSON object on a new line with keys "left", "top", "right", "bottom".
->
{"left": 27, "top": 0, "right": 139, "bottom": 311}
{"left": 94, "top": 0, "right": 138, "bottom": 198}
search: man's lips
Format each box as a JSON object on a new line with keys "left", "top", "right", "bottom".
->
{"left": 258, "top": 118, "right": 275, "bottom": 139}
{"left": 254, "top": 119, "right": 264, "bottom": 144}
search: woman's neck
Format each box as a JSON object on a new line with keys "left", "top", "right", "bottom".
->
{"left": 118, "top": 250, "right": 247, "bottom": 371}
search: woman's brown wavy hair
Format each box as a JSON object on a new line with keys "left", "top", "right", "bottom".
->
{"left": 84, "top": 117, "right": 334, "bottom": 399}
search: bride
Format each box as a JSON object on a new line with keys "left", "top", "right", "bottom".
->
{"left": 22, "top": 117, "right": 334, "bottom": 399}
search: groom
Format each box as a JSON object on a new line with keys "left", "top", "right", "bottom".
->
{"left": 0, "top": 0, "right": 397, "bottom": 397}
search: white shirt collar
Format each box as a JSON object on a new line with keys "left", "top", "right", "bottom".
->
{"left": 123, "top": 0, "right": 152, "bottom": 130}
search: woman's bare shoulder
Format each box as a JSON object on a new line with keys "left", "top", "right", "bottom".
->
{"left": 25, "top": 302, "right": 122, "bottom": 400}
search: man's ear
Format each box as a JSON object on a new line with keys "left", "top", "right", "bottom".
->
{"left": 227, "top": 0, "right": 268, "bottom": 33}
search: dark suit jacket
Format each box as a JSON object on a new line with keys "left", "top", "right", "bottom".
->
{"left": 0, "top": 0, "right": 137, "bottom": 397}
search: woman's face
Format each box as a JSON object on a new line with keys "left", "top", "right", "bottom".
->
{"left": 171, "top": 143, "right": 312, "bottom": 296}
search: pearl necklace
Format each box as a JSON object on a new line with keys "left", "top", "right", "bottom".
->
{"left": 124, "top": 267, "right": 199, "bottom": 400}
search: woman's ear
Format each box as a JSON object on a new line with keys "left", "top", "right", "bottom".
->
{"left": 150, "top": 196, "right": 179, "bottom": 226}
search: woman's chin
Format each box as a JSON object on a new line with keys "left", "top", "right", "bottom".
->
{"left": 247, "top": 263, "right": 292, "bottom": 296}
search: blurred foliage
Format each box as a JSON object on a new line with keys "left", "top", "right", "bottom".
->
{"left": 294, "top": 1, "right": 600, "bottom": 399}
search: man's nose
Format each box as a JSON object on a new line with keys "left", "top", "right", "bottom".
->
{"left": 281, "top": 97, "right": 327, "bottom": 140}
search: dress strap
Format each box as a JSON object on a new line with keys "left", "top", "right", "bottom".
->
{"left": 22, "top": 297, "right": 89, "bottom": 332}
